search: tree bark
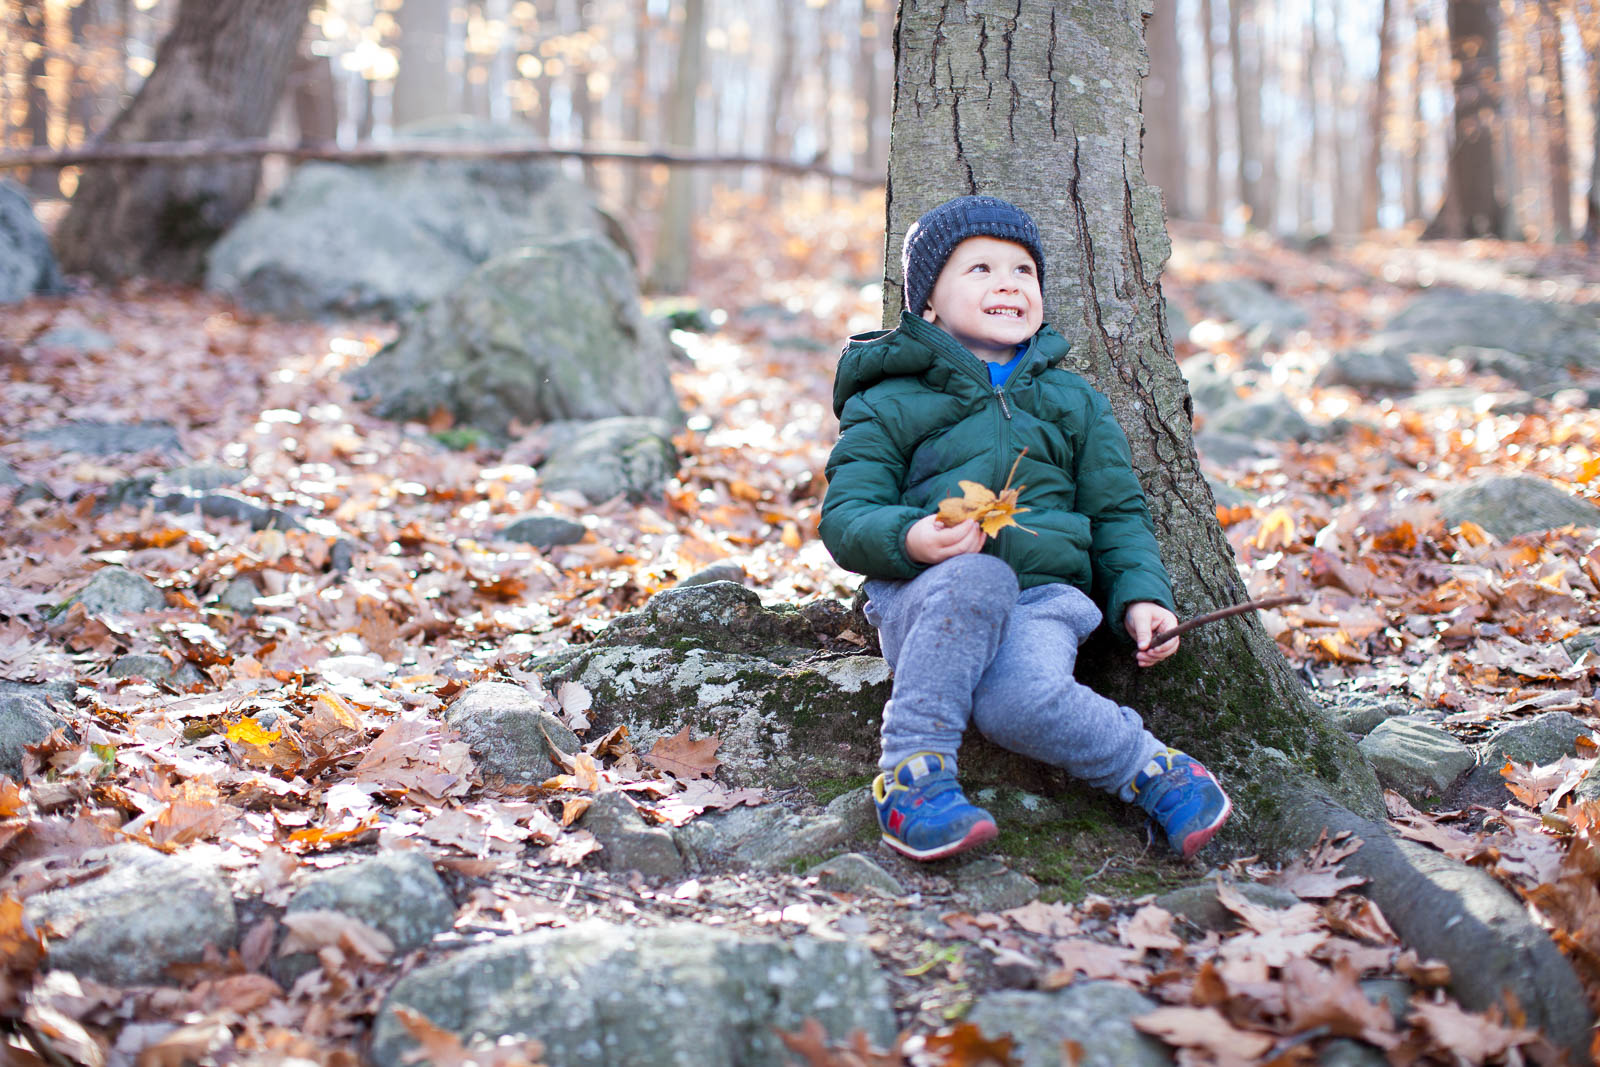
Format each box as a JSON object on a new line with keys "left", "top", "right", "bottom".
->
{"left": 646, "top": 0, "right": 707, "bottom": 293}
{"left": 21, "top": 0, "right": 54, "bottom": 195}
{"left": 763, "top": 0, "right": 796, "bottom": 199}
{"left": 1198, "top": 0, "right": 1223, "bottom": 224}
{"left": 1142, "top": 0, "right": 1186, "bottom": 220}
{"left": 1423, "top": 0, "right": 1507, "bottom": 238}
{"left": 53, "top": 0, "right": 313, "bottom": 283}
{"left": 1364, "top": 0, "right": 1394, "bottom": 231}
{"left": 1588, "top": 11, "right": 1600, "bottom": 244}
{"left": 393, "top": 0, "right": 453, "bottom": 127}
{"left": 885, "top": 0, "right": 1380, "bottom": 839}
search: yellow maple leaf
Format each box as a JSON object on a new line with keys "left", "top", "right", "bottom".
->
{"left": 226, "top": 718, "right": 282, "bottom": 746}
{"left": 935, "top": 451, "right": 1035, "bottom": 539}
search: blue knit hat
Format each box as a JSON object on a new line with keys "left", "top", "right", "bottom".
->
{"left": 901, "top": 195, "right": 1045, "bottom": 316}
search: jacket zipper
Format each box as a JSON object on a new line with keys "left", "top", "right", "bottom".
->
{"left": 994, "top": 387, "right": 1012, "bottom": 420}
{"left": 993, "top": 387, "right": 1014, "bottom": 503}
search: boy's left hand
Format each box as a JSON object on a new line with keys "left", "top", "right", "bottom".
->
{"left": 1125, "top": 602, "right": 1180, "bottom": 667}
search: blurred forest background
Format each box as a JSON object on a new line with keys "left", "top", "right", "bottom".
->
{"left": 3, "top": 0, "right": 1599, "bottom": 284}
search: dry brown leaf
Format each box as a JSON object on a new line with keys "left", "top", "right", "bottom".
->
{"left": 1407, "top": 998, "right": 1546, "bottom": 1062}
{"left": 1132, "top": 1006, "right": 1276, "bottom": 1067}
{"left": 279, "top": 910, "right": 395, "bottom": 964}
{"left": 393, "top": 1006, "right": 547, "bottom": 1067}
{"left": 1120, "top": 905, "right": 1184, "bottom": 952}
{"left": 1043, "top": 938, "right": 1149, "bottom": 983}
{"left": 1280, "top": 957, "right": 1398, "bottom": 1047}
{"left": 935, "top": 451, "right": 1034, "bottom": 539}
{"left": 642, "top": 725, "right": 723, "bottom": 780}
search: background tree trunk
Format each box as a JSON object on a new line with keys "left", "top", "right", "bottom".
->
{"left": 1141, "top": 0, "right": 1186, "bottom": 220}
{"left": 1198, "top": 0, "right": 1223, "bottom": 224}
{"left": 21, "top": 0, "right": 54, "bottom": 195}
{"left": 1228, "top": 0, "right": 1266, "bottom": 227}
{"left": 53, "top": 0, "right": 314, "bottom": 283}
{"left": 1424, "top": 0, "right": 1507, "bottom": 238}
{"left": 1588, "top": 24, "right": 1600, "bottom": 244}
{"left": 646, "top": 0, "right": 706, "bottom": 293}
{"left": 393, "top": 0, "right": 453, "bottom": 127}
{"left": 885, "top": 0, "right": 1380, "bottom": 840}
{"left": 1364, "top": 0, "right": 1394, "bottom": 231}
{"left": 1537, "top": 0, "right": 1571, "bottom": 240}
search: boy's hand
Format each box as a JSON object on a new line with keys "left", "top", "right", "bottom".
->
{"left": 1125, "top": 601, "right": 1180, "bottom": 667}
{"left": 905, "top": 514, "right": 986, "bottom": 564}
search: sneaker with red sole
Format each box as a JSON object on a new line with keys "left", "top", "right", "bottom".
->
{"left": 1130, "top": 748, "right": 1232, "bottom": 860}
{"left": 872, "top": 752, "right": 998, "bottom": 861}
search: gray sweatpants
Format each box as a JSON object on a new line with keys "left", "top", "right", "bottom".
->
{"left": 864, "top": 552, "right": 1165, "bottom": 800}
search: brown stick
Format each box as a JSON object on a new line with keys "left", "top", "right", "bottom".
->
{"left": 1149, "top": 593, "right": 1308, "bottom": 648}
{"left": 0, "top": 137, "right": 884, "bottom": 185}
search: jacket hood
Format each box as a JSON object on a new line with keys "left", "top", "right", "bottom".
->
{"left": 832, "top": 312, "right": 1072, "bottom": 417}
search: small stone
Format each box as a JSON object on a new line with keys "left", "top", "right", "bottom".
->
{"left": 1358, "top": 717, "right": 1475, "bottom": 803}
{"left": 215, "top": 577, "right": 262, "bottom": 614}
{"left": 0, "top": 679, "right": 75, "bottom": 704}
{"left": 443, "top": 680, "right": 580, "bottom": 784}
{"left": 580, "top": 791, "right": 685, "bottom": 879}
{"left": 806, "top": 853, "right": 903, "bottom": 897}
{"left": 501, "top": 514, "right": 587, "bottom": 549}
{"left": 0, "top": 695, "right": 72, "bottom": 779}
{"left": 1204, "top": 397, "right": 1321, "bottom": 443}
{"left": 948, "top": 858, "right": 1038, "bottom": 911}
{"left": 822, "top": 786, "right": 879, "bottom": 840}
{"left": 278, "top": 852, "right": 455, "bottom": 982}
{"left": 65, "top": 566, "right": 166, "bottom": 616}
{"left": 108, "top": 653, "right": 204, "bottom": 688}
{"left": 673, "top": 804, "right": 858, "bottom": 873}
{"left": 1156, "top": 880, "right": 1304, "bottom": 933}
{"left": 25, "top": 845, "right": 236, "bottom": 985}
{"left": 676, "top": 562, "right": 746, "bottom": 588}
{"left": 25, "top": 420, "right": 182, "bottom": 456}
{"left": 1316, "top": 347, "right": 1420, "bottom": 395}
{"left": 33, "top": 325, "right": 116, "bottom": 352}
{"left": 1318, "top": 1039, "right": 1390, "bottom": 1067}
{"left": 967, "top": 982, "right": 1171, "bottom": 1067}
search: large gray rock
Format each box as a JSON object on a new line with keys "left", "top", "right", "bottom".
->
{"left": 25, "top": 420, "right": 182, "bottom": 456}
{"left": 1364, "top": 289, "right": 1600, "bottom": 382}
{"left": 0, "top": 695, "right": 72, "bottom": 779}
{"left": 1315, "top": 347, "right": 1420, "bottom": 395}
{"left": 1204, "top": 396, "right": 1321, "bottom": 443}
{"left": 1480, "top": 712, "right": 1592, "bottom": 767}
{"left": 370, "top": 921, "right": 896, "bottom": 1067}
{"left": 206, "top": 120, "right": 607, "bottom": 318}
{"left": 1194, "top": 278, "right": 1308, "bottom": 343}
{"left": 443, "top": 681, "right": 580, "bottom": 785}
{"left": 538, "top": 416, "right": 679, "bottom": 504}
{"left": 278, "top": 852, "right": 455, "bottom": 980}
{"left": 805, "top": 852, "right": 904, "bottom": 897}
{"left": 1357, "top": 717, "right": 1475, "bottom": 804}
{"left": 532, "top": 584, "right": 889, "bottom": 789}
{"left": 948, "top": 858, "right": 1039, "bottom": 911}
{"left": 25, "top": 845, "right": 236, "bottom": 985}
{"left": 63, "top": 566, "right": 166, "bottom": 616}
{"left": 1155, "top": 880, "right": 1303, "bottom": 933}
{"left": 0, "top": 180, "right": 63, "bottom": 303}
{"left": 967, "top": 982, "right": 1173, "bottom": 1067}
{"left": 1434, "top": 475, "right": 1600, "bottom": 540}
{"left": 348, "top": 234, "right": 679, "bottom": 438}
{"left": 673, "top": 801, "right": 861, "bottom": 872}
{"left": 580, "top": 791, "right": 685, "bottom": 879}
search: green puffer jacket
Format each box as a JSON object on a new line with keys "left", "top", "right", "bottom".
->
{"left": 819, "top": 312, "right": 1175, "bottom": 632}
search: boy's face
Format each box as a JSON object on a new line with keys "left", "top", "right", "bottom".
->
{"left": 921, "top": 236, "right": 1043, "bottom": 363}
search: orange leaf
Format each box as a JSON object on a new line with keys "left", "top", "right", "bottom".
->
{"left": 935, "top": 451, "right": 1035, "bottom": 539}
{"left": 1250, "top": 507, "right": 1297, "bottom": 550}
{"left": 643, "top": 725, "right": 722, "bottom": 780}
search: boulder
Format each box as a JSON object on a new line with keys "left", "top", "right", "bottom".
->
{"left": 443, "top": 681, "right": 581, "bottom": 785}
{"left": 370, "top": 921, "right": 896, "bottom": 1067}
{"left": 966, "top": 982, "right": 1172, "bottom": 1067}
{"left": 0, "top": 694, "right": 73, "bottom": 779}
{"left": 500, "top": 514, "right": 587, "bottom": 550}
{"left": 1193, "top": 278, "right": 1308, "bottom": 344}
{"left": 673, "top": 801, "right": 862, "bottom": 872}
{"left": 1366, "top": 289, "right": 1600, "bottom": 382}
{"left": 1357, "top": 717, "right": 1475, "bottom": 804}
{"left": 537, "top": 416, "right": 679, "bottom": 504}
{"left": 948, "top": 857, "right": 1039, "bottom": 911}
{"left": 805, "top": 852, "right": 904, "bottom": 897}
{"left": 531, "top": 583, "right": 890, "bottom": 789}
{"left": 278, "top": 852, "right": 455, "bottom": 981}
{"left": 1203, "top": 397, "right": 1322, "bottom": 443}
{"left": 0, "top": 180, "right": 63, "bottom": 303}
{"left": 24, "top": 420, "right": 182, "bottom": 456}
{"left": 205, "top": 119, "right": 608, "bottom": 318}
{"left": 1315, "top": 347, "right": 1420, "bottom": 395}
{"left": 1434, "top": 475, "right": 1600, "bottom": 540}
{"left": 32, "top": 324, "right": 115, "bottom": 352}
{"left": 348, "top": 235, "right": 679, "bottom": 438}
{"left": 24, "top": 845, "right": 236, "bottom": 985}
{"left": 1479, "top": 712, "right": 1592, "bottom": 768}
{"left": 108, "top": 653, "right": 205, "bottom": 689}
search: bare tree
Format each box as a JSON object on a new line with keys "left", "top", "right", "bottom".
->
{"left": 393, "top": 0, "right": 452, "bottom": 127}
{"left": 21, "top": 0, "right": 53, "bottom": 195}
{"left": 647, "top": 0, "right": 707, "bottom": 293}
{"left": 1364, "top": 0, "right": 1395, "bottom": 231}
{"left": 1143, "top": 0, "right": 1187, "bottom": 220}
{"left": 1424, "top": 0, "right": 1507, "bottom": 238}
{"left": 1198, "top": 0, "right": 1223, "bottom": 224}
{"left": 53, "top": 0, "right": 314, "bottom": 282}
{"left": 1228, "top": 0, "right": 1266, "bottom": 226}
{"left": 1537, "top": 0, "right": 1572, "bottom": 239}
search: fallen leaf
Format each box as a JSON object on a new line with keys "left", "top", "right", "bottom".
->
{"left": 393, "top": 1006, "right": 547, "bottom": 1067}
{"left": 1132, "top": 1006, "right": 1276, "bottom": 1067}
{"left": 935, "top": 451, "right": 1034, "bottom": 538}
{"left": 279, "top": 910, "right": 394, "bottom": 965}
{"left": 1120, "top": 905, "right": 1183, "bottom": 952}
{"left": 643, "top": 725, "right": 722, "bottom": 780}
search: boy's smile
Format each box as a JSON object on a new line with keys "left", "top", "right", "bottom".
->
{"left": 921, "top": 236, "right": 1043, "bottom": 363}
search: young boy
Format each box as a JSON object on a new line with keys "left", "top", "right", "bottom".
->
{"left": 819, "top": 195, "right": 1231, "bottom": 862}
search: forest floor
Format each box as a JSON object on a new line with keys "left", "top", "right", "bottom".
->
{"left": 3, "top": 188, "right": 1600, "bottom": 1065}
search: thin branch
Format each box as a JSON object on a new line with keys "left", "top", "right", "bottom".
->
{"left": 1150, "top": 593, "right": 1309, "bottom": 648}
{"left": 0, "top": 137, "right": 885, "bottom": 185}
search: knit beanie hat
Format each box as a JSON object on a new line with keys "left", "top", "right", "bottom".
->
{"left": 901, "top": 195, "right": 1045, "bottom": 316}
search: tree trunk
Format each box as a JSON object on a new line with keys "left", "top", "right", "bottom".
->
{"left": 763, "top": 0, "right": 796, "bottom": 199}
{"left": 1538, "top": 0, "right": 1572, "bottom": 240}
{"left": 53, "top": 0, "right": 313, "bottom": 283}
{"left": 1329, "top": 0, "right": 1355, "bottom": 234}
{"left": 22, "top": 0, "right": 54, "bottom": 195}
{"left": 646, "top": 0, "right": 706, "bottom": 293}
{"left": 1142, "top": 0, "right": 1186, "bottom": 220}
{"left": 290, "top": 10, "right": 338, "bottom": 145}
{"left": 393, "top": 0, "right": 453, "bottom": 127}
{"left": 622, "top": 0, "right": 652, "bottom": 207}
{"left": 1227, "top": 0, "right": 1265, "bottom": 227}
{"left": 885, "top": 0, "right": 1380, "bottom": 840}
{"left": 1423, "top": 0, "right": 1507, "bottom": 238}
{"left": 1588, "top": 14, "right": 1600, "bottom": 244}
{"left": 1198, "top": 0, "right": 1222, "bottom": 224}
{"left": 1303, "top": 0, "right": 1322, "bottom": 230}
{"left": 1364, "top": 0, "right": 1394, "bottom": 231}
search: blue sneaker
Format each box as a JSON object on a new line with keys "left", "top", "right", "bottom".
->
{"left": 872, "top": 752, "right": 998, "bottom": 861}
{"left": 1130, "top": 749, "right": 1232, "bottom": 860}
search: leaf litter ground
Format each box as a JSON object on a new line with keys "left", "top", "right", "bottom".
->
{"left": 1, "top": 191, "right": 1600, "bottom": 1064}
